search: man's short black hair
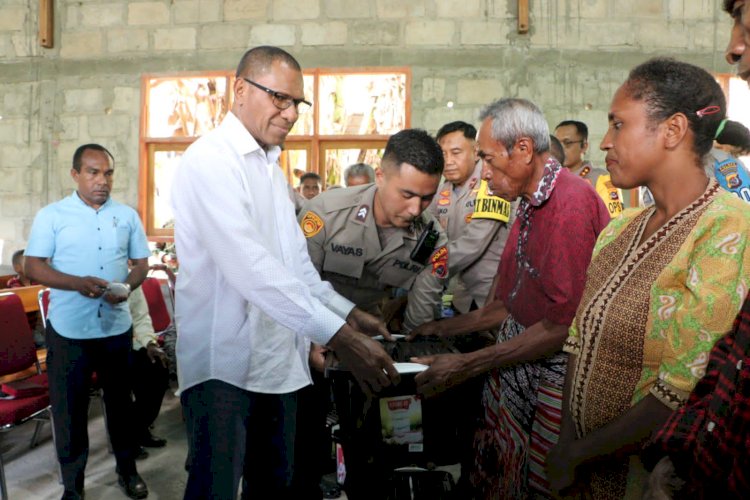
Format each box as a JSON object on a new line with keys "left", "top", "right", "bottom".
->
{"left": 72, "top": 144, "right": 114, "bottom": 172}
{"left": 300, "top": 172, "right": 321, "bottom": 184}
{"left": 717, "top": 120, "right": 750, "bottom": 155}
{"left": 549, "top": 135, "right": 566, "bottom": 165}
{"left": 11, "top": 249, "right": 24, "bottom": 267}
{"left": 236, "top": 46, "right": 301, "bottom": 79}
{"left": 724, "top": 0, "right": 735, "bottom": 13}
{"left": 382, "top": 129, "right": 444, "bottom": 176}
{"left": 436, "top": 121, "right": 477, "bottom": 142}
{"left": 555, "top": 120, "right": 589, "bottom": 142}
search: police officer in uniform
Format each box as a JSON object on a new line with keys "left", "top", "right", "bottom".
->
{"left": 429, "top": 121, "right": 514, "bottom": 314}
{"left": 554, "top": 119, "right": 624, "bottom": 217}
{"left": 299, "top": 128, "right": 448, "bottom": 332}
{"left": 296, "top": 129, "right": 446, "bottom": 499}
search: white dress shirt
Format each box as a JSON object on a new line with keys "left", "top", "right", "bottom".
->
{"left": 171, "top": 111, "right": 355, "bottom": 394}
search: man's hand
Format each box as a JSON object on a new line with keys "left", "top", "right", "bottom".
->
{"left": 411, "top": 353, "right": 472, "bottom": 397}
{"left": 405, "top": 320, "right": 444, "bottom": 341}
{"left": 146, "top": 342, "right": 168, "bottom": 368}
{"left": 309, "top": 343, "right": 328, "bottom": 373}
{"left": 381, "top": 296, "right": 407, "bottom": 332}
{"left": 328, "top": 324, "right": 399, "bottom": 396}
{"left": 76, "top": 276, "right": 109, "bottom": 299}
{"left": 347, "top": 308, "right": 392, "bottom": 340}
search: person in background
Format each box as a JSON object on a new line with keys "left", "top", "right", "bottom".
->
{"left": 343, "top": 162, "right": 375, "bottom": 187}
{"left": 6, "top": 248, "right": 45, "bottom": 347}
{"left": 429, "top": 120, "right": 513, "bottom": 315}
{"left": 25, "top": 143, "right": 151, "bottom": 500}
{"left": 299, "top": 171, "right": 323, "bottom": 200}
{"left": 555, "top": 119, "right": 624, "bottom": 217}
{"left": 171, "top": 46, "right": 397, "bottom": 500}
{"left": 6, "top": 249, "right": 33, "bottom": 288}
{"left": 127, "top": 282, "right": 169, "bottom": 456}
{"left": 549, "top": 134, "right": 566, "bottom": 165}
{"left": 409, "top": 99, "right": 610, "bottom": 498}
{"left": 709, "top": 119, "right": 750, "bottom": 202}
{"left": 641, "top": 119, "right": 750, "bottom": 207}
{"left": 547, "top": 58, "right": 750, "bottom": 499}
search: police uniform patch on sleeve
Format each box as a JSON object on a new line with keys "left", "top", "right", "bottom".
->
{"left": 472, "top": 180, "right": 511, "bottom": 223}
{"left": 300, "top": 211, "right": 324, "bottom": 238}
{"left": 430, "top": 246, "right": 448, "bottom": 278}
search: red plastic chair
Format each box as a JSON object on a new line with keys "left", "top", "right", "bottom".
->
{"left": 0, "top": 292, "right": 51, "bottom": 500}
{"left": 140, "top": 277, "right": 173, "bottom": 334}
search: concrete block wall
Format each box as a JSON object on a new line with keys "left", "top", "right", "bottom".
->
{"left": 0, "top": 0, "right": 737, "bottom": 264}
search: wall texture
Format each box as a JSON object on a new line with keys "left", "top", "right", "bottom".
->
{"left": 0, "top": 0, "right": 738, "bottom": 264}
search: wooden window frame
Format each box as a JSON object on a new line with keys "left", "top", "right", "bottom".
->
{"left": 138, "top": 67, "right": 411, "bottom": 238}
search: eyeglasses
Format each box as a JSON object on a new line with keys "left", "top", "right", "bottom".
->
{"left": 242, "top": 78, "right": 311, "bottom": 112}
{"left": 561, "top": 140, "right": 585, "bottom": 148}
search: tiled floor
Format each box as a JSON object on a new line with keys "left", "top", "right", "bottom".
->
{"left": 2, "top": 390, "right": 189, "bottom": 499}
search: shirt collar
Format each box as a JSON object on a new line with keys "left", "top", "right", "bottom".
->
{"left": 70, "top": 190, "right": 113, "bottom": 211}
{"left": 527, "top": 156, "right": 563, "bottom": 207}
{"left": 222, "top": 111, "right": 281, "bottom": 166}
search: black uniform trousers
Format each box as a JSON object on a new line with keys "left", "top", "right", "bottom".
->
{"left": 131, "top": 346, "right": 169, "bottom": 439}
{"left": 46, "top": 322, "right": 138, "bottom": 494}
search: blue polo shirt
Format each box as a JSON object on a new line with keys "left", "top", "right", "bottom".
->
{"left": 25, "top": 191, "right": 150, "bottom": 339}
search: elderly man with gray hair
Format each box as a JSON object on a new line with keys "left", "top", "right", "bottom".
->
{"left": 410, "top": 98, "right": 609, "bottom": 498}
{"left": 343, "top": 162, "right": 375, "bottom": 186}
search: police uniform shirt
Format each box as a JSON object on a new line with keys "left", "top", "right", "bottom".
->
{"left": 575, "top": 161, "right": 623, "bottom": 218}
{"left": 299, "top": 183, "right": 448, "bottom": 332}
{"left": 428, "top": 162, "right": 513, "bottom": 313}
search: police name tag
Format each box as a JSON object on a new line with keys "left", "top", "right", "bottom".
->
{"left": 472, "top": 180, "right": 511, "bottom": 222}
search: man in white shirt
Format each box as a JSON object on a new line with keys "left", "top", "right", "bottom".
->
{"left": 171, "top": 46, "right": 399, "bottom": 499}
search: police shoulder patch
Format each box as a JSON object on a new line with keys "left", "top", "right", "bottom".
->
{"left": 430, "top": 246, "right": 449, "bottom": 278}
{"left": 300, "top": 211, "right": 324, "bottom": 238}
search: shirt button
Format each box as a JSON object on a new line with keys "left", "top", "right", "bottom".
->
{"left": 738, "top": 360, "right": 743, "bottom": 370}
{"left": 100, "top": 266, "right": 103, "bottom": 270}
{"left": 98, "top": 247, "right": 102, "bottom": 250}
{"left": 97, "top": 227, "right": 100, "bottom": 231}
{"left": 707, "top": 421, "right": 716, "bottom": 433}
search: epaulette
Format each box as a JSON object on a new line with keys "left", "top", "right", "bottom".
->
{"left": 313, "top": 184, "right": 373, "bottom": 214}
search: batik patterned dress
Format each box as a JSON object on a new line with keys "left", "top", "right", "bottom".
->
{"left": 565, "top": 180, "right": 750, "bottom": 499}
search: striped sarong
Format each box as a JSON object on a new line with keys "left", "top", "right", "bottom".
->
{"left": 469, "top": 315, "right": 566, "bottom": 499}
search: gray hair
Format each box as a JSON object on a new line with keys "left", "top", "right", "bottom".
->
{"left": 478, "top": 98, "right": 550, "bottom": 154}
{"left": 344, "top": 163, "right": 375, "bottom": 183}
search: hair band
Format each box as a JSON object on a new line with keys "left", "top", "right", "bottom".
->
{"left": 695, "top": 105, "right": 721, "bottom": 118}
{"left": 714, "top": 118, "right": 728, "bottom": 140}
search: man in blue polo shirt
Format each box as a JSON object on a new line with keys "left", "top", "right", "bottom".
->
{"left": 25, "top": 144, "right": 151, "bottom": 500}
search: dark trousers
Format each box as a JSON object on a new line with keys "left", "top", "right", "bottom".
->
{"left": 131, "top": 347, "right": 169, "bottom": 437}
{"left": 294, "top": 370, "right": 331, "bottom": 497}
{"left": 46, "top": 322, "right": 138, "bottom": 494}
{"left": 181, "top": 379, "right": 298, "bottom": 500}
